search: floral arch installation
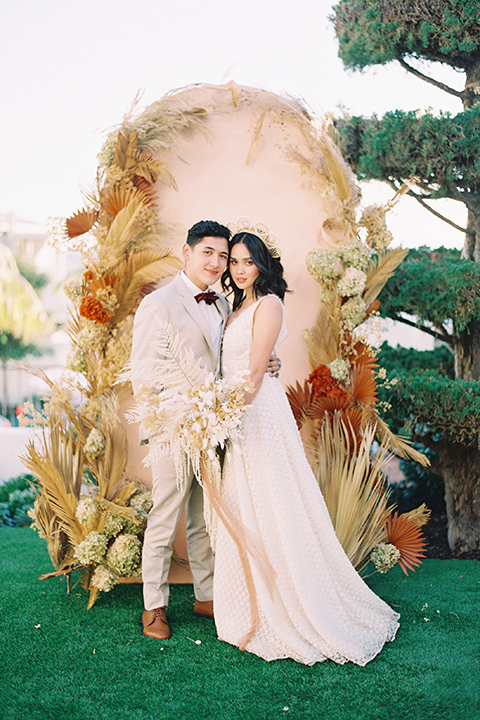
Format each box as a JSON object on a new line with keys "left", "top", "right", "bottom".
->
{"left": 24, "top": 82, "right": 429, "bottom": 608}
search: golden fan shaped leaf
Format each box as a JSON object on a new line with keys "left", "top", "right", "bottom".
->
{"left": 317, "top": 416, "right": 394, "bottom": 570}
{"left": 350, "top": 363, "right": 378, "bottom": 406}
{"left": 132, "top": 176, "right": 159, "bottom": 205}
{"left": 100, "top": 186, "right": 144, "bottom": 217}
{"left": 314, "top": 398, "right": 363, "bottom": 449}
{"left": 386, "top": 511, "right": 427, "bottom": 575}
{"left": 65, "top": 208, "right": 99, "bottom": 238}
{"left": 110, "top": 249, "right": 182, "bottom": 323}
{"left": 285, "top": 380, "right": 315, "bottom": 429}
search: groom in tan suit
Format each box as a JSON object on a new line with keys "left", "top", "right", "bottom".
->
{"left": 131, "top": 220, "right": 231, "bottom": 640}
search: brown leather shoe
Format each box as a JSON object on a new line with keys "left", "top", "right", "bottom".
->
{"left": 193, "top": 599, "right": 214, "bottom": 619}
{"left": 142, "top": 607, "right": 170, "bottom": 639}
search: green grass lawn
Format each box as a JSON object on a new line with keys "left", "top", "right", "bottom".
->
{"left": 1, "top": 526, "right": 479, "bottom": 720}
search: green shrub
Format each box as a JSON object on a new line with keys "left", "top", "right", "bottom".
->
{"left": 0, "top": 474, "right": 36, "bottom": 527}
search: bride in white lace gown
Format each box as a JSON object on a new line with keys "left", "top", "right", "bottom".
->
{"left": 213, "top": 230, "right": 399, "bottom": 666}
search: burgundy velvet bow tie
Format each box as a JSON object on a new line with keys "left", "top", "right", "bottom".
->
{"left": 195, "top": 291, "right": 218, "bottom": 305}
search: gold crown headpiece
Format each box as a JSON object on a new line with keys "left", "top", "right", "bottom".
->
{"left": 228, "top": 217, "right": 281, "bottom": 258}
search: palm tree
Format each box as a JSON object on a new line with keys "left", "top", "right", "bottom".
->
{"left": 0, "top": 243, "right": 50, "bottom": 415}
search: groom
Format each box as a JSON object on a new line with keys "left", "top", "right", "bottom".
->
{"left": 131, "top": 220, "right": 231, "bottom": 640}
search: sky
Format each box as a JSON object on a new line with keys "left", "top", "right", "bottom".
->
{"left": 0, "top": 0, "right": 467, "bottom": 251}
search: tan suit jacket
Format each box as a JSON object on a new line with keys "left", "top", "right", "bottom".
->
{"left": 131, "top": 272, "right": 229, "bottom": 608}
{"left": 131, "top": 272, "right": 230, "bottom": 442}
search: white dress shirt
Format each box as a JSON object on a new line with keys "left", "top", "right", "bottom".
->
{"left": 180, "top": 271, "right": 223, "bottom": 360}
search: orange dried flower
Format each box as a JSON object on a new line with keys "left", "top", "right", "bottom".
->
{"left": 308, "top": 365, "right": 349, "bottom": 401}
{"left": 386, "top": 512, "right": 427, "bottom": 575}
{"left": 79, "top": 296, "right": 111, "bottom": 324}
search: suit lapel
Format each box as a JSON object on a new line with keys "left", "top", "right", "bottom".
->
{"left": 174, "top": 274, "right": 217, "bottom": 359}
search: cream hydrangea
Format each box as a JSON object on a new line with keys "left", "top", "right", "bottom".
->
{"left": 106, "top": 534, "right": 142, "bottom": 576}
{"left": 90, "top": 564, "right": 118, "bottom": 592}
{"left": 84, "top": 429, "right": 105, "bottom": 458}
{"left": 306, "top": 249, "right": 339, "bottom": 285}
{"left": 74, "top": 531, "right": 108, "bottom": 565}
{"left": 327, "top": 359, "right": 350, "bottom": 384}
{"left": 130, "top": 491, "right": 153, "bottom": 520}
{"left": 360, "top": 205, "right": 394, "bottom": 252}
{"left": 337, "top": 267, "right": 367, "bottom": 298}
{"left": 103, "top": 512, "right": 125, "bottom": 539}
{"left": 370, "top": 543, "right": 401, "bottom": 574}
{"left": 338, "top": 242, "right": 371, "bottom": 272}
{"left": 341, "top": 297, "right": 367, "bottom": 331}
{"left": 75, "top": 495, "right": 99, "bottom": 525}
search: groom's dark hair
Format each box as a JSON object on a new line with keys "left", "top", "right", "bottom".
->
{"left": 186, "top": 220, "right": 231, "bottom": 247}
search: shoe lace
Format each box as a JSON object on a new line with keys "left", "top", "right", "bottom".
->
{"left": 153, "top": 607, "right": 167, "bottom": 622}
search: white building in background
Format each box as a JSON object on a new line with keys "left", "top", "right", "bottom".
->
{"left": 0, "top": 213, "right": 82, "bottom": 413}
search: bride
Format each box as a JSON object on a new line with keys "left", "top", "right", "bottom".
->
{"left": 212, "top": 229, "right": 400, "bottom": 666}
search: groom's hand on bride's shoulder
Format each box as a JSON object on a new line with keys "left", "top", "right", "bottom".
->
{"left": 267, "top": 353, "right": 281, "bottom": 378}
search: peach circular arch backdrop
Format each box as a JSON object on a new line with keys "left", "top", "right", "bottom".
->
{"left": 122, "top": 82, "right": 356, "bottom": 579}
{"left": 147, "top": 82, "right": 352, "bottom": 387}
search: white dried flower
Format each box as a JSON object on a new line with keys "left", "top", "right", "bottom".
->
{"left": 337, "top": 267, "right": 367, "bottom": 298}
{"left": 95, "top": 287, "right": 119, "bottom": 316}
{"left": 360, "top": 205, "right": 394, "bottom": 252}
{"left": 74, "top": 531, "right": 108, "bottom": 565}
{"left": 76, "top": 321, "right": 110, "bottom": 352}
{"left": 63, "top": 279, "right": 83, "bottom": 303}
{"left": 353, "top": 315, "right": 384, "bottom": 348}
{"left": 67, "top": 349, "right": 88, "bottom": 373}
{"left": 371, "top": 543, "right": 401, "bottom": 574}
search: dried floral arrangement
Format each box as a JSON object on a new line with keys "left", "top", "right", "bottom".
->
{"left": 21, "top": 84, "right": 429, "bottom": 609}
{"left": 286, "top": 132, "right": 430, "bottom": 576}
{"left": 22, "top": 97, "right": 209, "bottom": 607}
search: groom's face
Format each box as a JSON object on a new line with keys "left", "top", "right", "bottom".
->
{"left": 183, "top": 236, "right": 229, "bottom": 290}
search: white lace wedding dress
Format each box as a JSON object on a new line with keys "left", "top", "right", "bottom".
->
{"left": 213, "top": 296, "right": 399, "bottom": 666}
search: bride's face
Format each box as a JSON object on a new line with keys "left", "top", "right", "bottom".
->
{"left": 229, "top": 242, "right": 260, "bottom": 294}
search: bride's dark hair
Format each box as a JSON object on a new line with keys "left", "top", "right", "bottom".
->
{"left": 221, "top": 231, "right": 289, "bottom": 311}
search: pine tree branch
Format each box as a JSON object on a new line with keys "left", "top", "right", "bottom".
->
{"left": 398, "top": 58, "right": 464, "bottom": 99}
{"left": 384, "top": 179, "right": 467, "bottom": 233}
{"left": 406, "top": 191, "right": 467, "bottom": 233}
{"left": 389, "top": 313, "right": 454, "bottom": 346}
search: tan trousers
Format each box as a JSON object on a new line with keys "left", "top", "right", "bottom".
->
{"left": 142, "top": 452, "right": 214, "bottom": 610}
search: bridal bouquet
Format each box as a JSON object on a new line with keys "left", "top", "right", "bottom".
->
{"left": 125, "top": 318, "right": 251, "bottom": 487}
{"left": 125, "top": 319, "right": 274, "bottom": 649}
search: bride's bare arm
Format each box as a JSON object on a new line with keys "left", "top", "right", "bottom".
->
{"left": 244, "top": 296, "right": 283, "bottom": 404}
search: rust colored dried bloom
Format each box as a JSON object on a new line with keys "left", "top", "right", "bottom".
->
{"left": 386, "top": 512, "right": 427, "bottom": 576}
{"left": 79, "top": 295, "right": 111, "bottom": 324}
{"left": 308, "top": 364, "right": 349, "bottom": 401}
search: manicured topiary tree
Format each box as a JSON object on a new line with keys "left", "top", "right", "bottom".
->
{"left": 331, "top": 0, "right": 480, "bottom": 550}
